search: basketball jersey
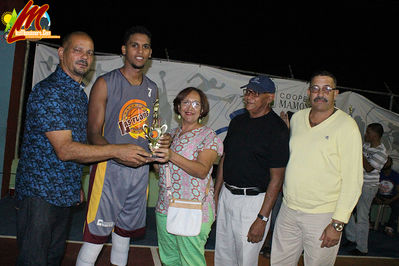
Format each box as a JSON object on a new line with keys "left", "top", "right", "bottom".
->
{"left": 83, "top": 69, "right": 159, "bottom": 240}
{"left": 102, "top": 69, "right": 158, "bottom": 151}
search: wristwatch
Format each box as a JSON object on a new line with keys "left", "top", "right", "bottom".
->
{"left": 257, "top": 213, "right": 269, "bottom": 222}
{"left": 331, "top": 222, "right": 344, "bottom": 232}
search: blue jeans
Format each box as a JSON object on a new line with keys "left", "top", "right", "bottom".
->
{"left": 16, "top": 197, "right": 71, "bottom": 266}
{"left": 345, "top": 184, "right": 379, "bottom": 253}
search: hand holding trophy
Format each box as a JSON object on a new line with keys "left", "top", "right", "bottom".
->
{"left": 143, "top": 98, "right": 168, "bottom": 157}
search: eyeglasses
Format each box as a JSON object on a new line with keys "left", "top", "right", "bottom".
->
{"left": 182, "top": 100, "right": 201, "bottom": 109}
{"left": 309, "top": 85, "right": 335, "bottom": 94}
{"left": 243, "top": 89, "right": 259, "bottom": 97}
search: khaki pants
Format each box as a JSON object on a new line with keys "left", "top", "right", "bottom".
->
{"left": 271, "top": 202, "right": 341, "bottom": 266}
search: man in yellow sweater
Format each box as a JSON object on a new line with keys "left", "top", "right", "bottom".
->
{"left": 270, "top": 70, "right": 363, "bottom": 266}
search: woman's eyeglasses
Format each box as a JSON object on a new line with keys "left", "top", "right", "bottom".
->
{"left": 181, "top": 100, "right": 201, "bottom": 109}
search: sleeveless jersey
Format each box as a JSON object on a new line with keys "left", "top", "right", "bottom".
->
{"left": 84, "top": 69, "right": 159, "bottom": 241}
{"left": 102, "top": 69, "right": 158, "bottom": 150}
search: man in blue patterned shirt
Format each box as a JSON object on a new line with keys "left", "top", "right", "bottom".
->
{"left": 15, "top": 31, "right": 153, "bottom": 265}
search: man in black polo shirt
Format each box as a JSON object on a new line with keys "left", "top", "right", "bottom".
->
{"left": 214, "top": 75, "right": 289, "bottom": 266}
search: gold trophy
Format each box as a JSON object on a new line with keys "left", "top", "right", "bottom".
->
{"left": 143, "top": 98, "right": 168, "bottom": 157}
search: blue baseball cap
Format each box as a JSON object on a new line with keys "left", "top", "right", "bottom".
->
{"left": 240, "top": 75, "right": 276, "bottom": 93}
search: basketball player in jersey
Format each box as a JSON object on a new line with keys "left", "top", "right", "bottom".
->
{"left": 76, "top": 26, "right": 169, "bottom": 266}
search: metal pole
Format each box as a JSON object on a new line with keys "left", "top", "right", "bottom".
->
{"left": 288, "top": 64, "right": 294, "bottom": 78}
{"left": 390, "top": 95, "right": 394, "bottom": 111}
{"left": 14, "top": 40, "right": 30, "bottom": 158}
{"left": 164, "top": 48, "right": 169, "bottom": 61}
{"left": 384, "top": 82, "right": 394, "bottom": 111}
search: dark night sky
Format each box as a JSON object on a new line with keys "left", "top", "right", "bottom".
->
{"left": 32, "top": 0, "right": 399, "bottom": 109}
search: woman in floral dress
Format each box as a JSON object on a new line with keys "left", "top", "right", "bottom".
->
{"left": 153, "top": 87, "right": 223, "bottom": 266}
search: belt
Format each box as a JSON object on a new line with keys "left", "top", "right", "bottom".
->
{"left": 224, "top": 183, "right": 265, "bottom": 196}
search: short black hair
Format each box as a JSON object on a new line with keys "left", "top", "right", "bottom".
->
{"left": 310, "top": 70, "right": 337, "bottom": 87}
{"left": 123, "top": 26, "right": 152, "bottom": 45}
{"left": 368, "top": 123, "right": 384, "bottom": 138}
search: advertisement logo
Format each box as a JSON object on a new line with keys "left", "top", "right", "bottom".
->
{"left": 1, "top": 0, "right": 60, "bottom": 43}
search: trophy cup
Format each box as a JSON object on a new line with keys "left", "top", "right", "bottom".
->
{"left": 143, "top": 98, "right": 168, "bottom": 157}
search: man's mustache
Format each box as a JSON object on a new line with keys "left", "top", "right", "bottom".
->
{"left": 243, "top": 99, "right": 253, "bottom": 105}
{"left": 76, "top": 59, "right": 88, "bottom": 66}
{"left": 313, "top": 96, "right": 328, "bottom": 102}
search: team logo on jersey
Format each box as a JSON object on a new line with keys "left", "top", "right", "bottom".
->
{"left": 118, "top": 99, "right": 150, "bottom": 139}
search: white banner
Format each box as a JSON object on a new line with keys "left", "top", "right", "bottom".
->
{"left": 33, "top": 44, "right": 399, "bottom": 170}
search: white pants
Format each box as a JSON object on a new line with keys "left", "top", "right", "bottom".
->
{"left": 271, "top": 202, "right": 341, "bottom": 266}
{"left": 214, "top": 185, "right": 270, "bottom": 266}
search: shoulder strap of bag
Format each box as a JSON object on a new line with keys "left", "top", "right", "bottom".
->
{"left": 165, "top": 164, "right": 173, "bottom": 198}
